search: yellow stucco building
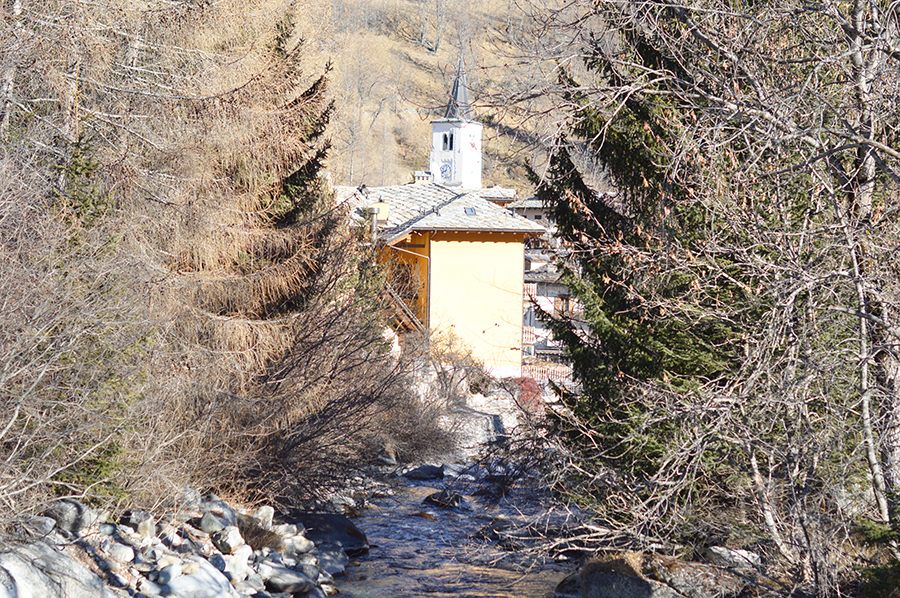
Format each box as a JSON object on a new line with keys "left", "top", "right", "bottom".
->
{"left": 337, "top": 183, "right": 544, "bottom": 377}
{"left": 336, "top": 61, "right": 544, "bottom": 377}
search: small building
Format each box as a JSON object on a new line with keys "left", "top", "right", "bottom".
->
{"left": 507, "top": 196, "right": 559, "bottom": 250}
{"left": 523, "top": 263, "right": 573, "bottom": 361}
{"left": 522, "top": 261, "right": 579, "bottom": 386}
{"left": 337, "top": 62, "right": 544, "bottom": 378}
{"left": 507, "top": 196, "right": 550, "bottom": 223}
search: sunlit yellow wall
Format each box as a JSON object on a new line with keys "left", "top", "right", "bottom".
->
{"left": 428, "top": 231, "right": 525, "bottom": 376}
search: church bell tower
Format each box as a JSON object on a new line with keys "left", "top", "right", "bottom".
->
{"left": 429, "top": 61, "right": 482, "bottom": 189}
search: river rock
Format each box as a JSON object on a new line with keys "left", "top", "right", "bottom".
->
{"left": 293, "top": 552, "right": 322, "bottom": 581}
{"left": 258, "top": 561, "right": 316, "bottom": 594}
{"left": 556, "top": 553, "right": 746, "bottom": 598}
{"left": 403, "top": 464, "right": 444, "bottom": 480}
{"left": 157, "top": 562, "right": 183, "bottom": 585}
{"left": 163, "top": 557, "right": 239, "bottom": 598}
{"left": 222, "top": 544, "right": 254, "bottom": 581}
{"left": 335, "top": 493, "right": 363, "bottom": 515}
{"left": 208, "top": 552, "right": 227, "bottom": 572}
{"left": 312, "top": 543, "right": 349, "bottom": 576}
{"left": 200, "top": 495, "right": 237, "bottom": 527}
{"left": 137, "top": 516, "right": 157, "bottom": 539}
{"left": 0, "top": 541, "right": 116, "bottom": 598}
{"left": 43, "top": 498, "right": 99, "bottom": 534}
{"left": 236, "top": 572, "right": 265, "bottom": 592}
{"left": 289, "top": 513, "right": 368, "bottom": 556}
{"left": 120, "top": 509, "right": 154, "bottom": 533}
{"left": 705, "top": 546, "right": 761, "bottom": 570}
{"left": 305, "top": 586, "right": 329, "bottom": 598}
{"left": 423, "top": 488, "right": 474, "bottom": 510}
{"left": 175, "top": 533, "right": 205, "bottom": 555}
{"left": 106, "top": 542, "right": 136, "bottom": 564}
{"left": 254, "top": 506, "right": 275, "bottom": 530}
{"left": 175, "top": 486, "right": 203, "bottom": 512}
{"left": 200, "top": 512, "right": 226, "bottom": 534}
{"left": 22, "top": 516, "right": 57, "bottom": 537}
{"left": 212, "top": 525, "right": 244, "bottom": 554}
{"left": 98, "top": 522, "right": 117, "bottom": 535}
{"left": 143, "top": 544, "right": 168, "bottom": 564}
{"left": 272, "top": 522, "right": 303, "bottom": 537}
{"left": 137, "top": 576, "right": 163, "bottom": 596}
{"left": 157, "top": 553, "right": 183, "bottom": 569}
{"left": 284, "top": 533, "right": 315, "bottom": 555}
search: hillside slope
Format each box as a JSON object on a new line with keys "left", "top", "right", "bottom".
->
{"left": 294, "top": 0, "right": 561, "bottom": 192}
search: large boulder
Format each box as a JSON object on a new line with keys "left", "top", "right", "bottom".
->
{"left": 257, "top": 562, "right": 316, "bottom": 594}
{"left": 0, "top": 541, "right": 116, "bottom": 598}
{"left": 402, "top": 465, "right": 444, "bottom": 480}
{"left": 287, "top": 513, "right": 368, "bottom": 556}
{"left": 556, "top": 555, "right": 679, "bottom": 598}
{"left": 43, "top": 498, "right": 99, "bottom": 535}
{"left": 556, "top": 553, "right": 745, "bottom": 598}
{"left": 162, "top": 557, "right": 240, "bottom": 598}
{"left": 705, "top": 546, "right": 761, "bottom": 570}
{"left": 644, "top": 553, "right": 746, "bottom": 597}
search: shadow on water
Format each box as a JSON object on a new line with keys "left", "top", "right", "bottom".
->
{"left": 338, "top": 480, "right": 573, "bottom": 598}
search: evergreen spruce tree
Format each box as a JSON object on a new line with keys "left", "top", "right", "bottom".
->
{"left": 531, "top": 2, "right": 900, "bottom": 585}
{"left": 531, "top": 82, "right": 747, "bottom": 478}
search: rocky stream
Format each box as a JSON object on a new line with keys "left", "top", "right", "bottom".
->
{"left": 0, "top": 392, "right": 766, "bottom": 598}
{"left": 338, "top": 461, "right": 574, "bottom": 598}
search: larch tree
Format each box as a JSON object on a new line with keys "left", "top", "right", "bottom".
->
{"left": 0, "top": 0, "right": 434, "bottom": 513}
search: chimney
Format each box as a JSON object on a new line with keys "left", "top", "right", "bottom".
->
{"left": 367, "top": 202, "right": 389, "bottom": 244}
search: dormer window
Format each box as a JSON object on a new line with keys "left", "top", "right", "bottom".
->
{"left": 464, "top": 207, "right": 476, "bottom": 215}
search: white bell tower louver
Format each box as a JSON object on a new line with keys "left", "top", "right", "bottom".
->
{"left": 429, "top": 60, "right": 482, "bottom": 189}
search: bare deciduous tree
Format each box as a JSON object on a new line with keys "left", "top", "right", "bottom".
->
{"left": 520, "top": 0, "right": 900, "bottom": 592}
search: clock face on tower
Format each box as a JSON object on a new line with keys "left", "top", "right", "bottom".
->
{"left": 440, "top": 162, "right": 452, "bottom": 180}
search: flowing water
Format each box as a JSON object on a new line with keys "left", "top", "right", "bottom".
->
{"left": 337, "top": 476, "right": 574, "bottom": 598}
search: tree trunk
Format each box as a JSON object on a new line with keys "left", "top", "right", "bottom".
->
{"left": 0, "top": 0, "right": 23, "bottom": 135}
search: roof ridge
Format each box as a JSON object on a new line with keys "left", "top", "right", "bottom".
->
{"left": 396, "top": 187, "right": 464, "bottom": 231}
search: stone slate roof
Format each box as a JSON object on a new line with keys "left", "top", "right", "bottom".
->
{"left": 525, "top": 264, "right": 564, "bottom": 284}
{"left": 507, "top": 196, "right": 544, "bottom": 210}
{"left": 479, "top": 186, "right": 518, "bottom": 204}
{"left": 336, "top": 183, "right": 546, "bottom": 245}
{"left": 525, "top": 248, "right": 555, "bottom": 264}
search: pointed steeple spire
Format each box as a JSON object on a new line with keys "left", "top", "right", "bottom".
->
{"left": 444, "top": 58, "right": 471, "bottom": 121}
{"left": 430, "top": 55, "right": 482, "bottom": 188}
